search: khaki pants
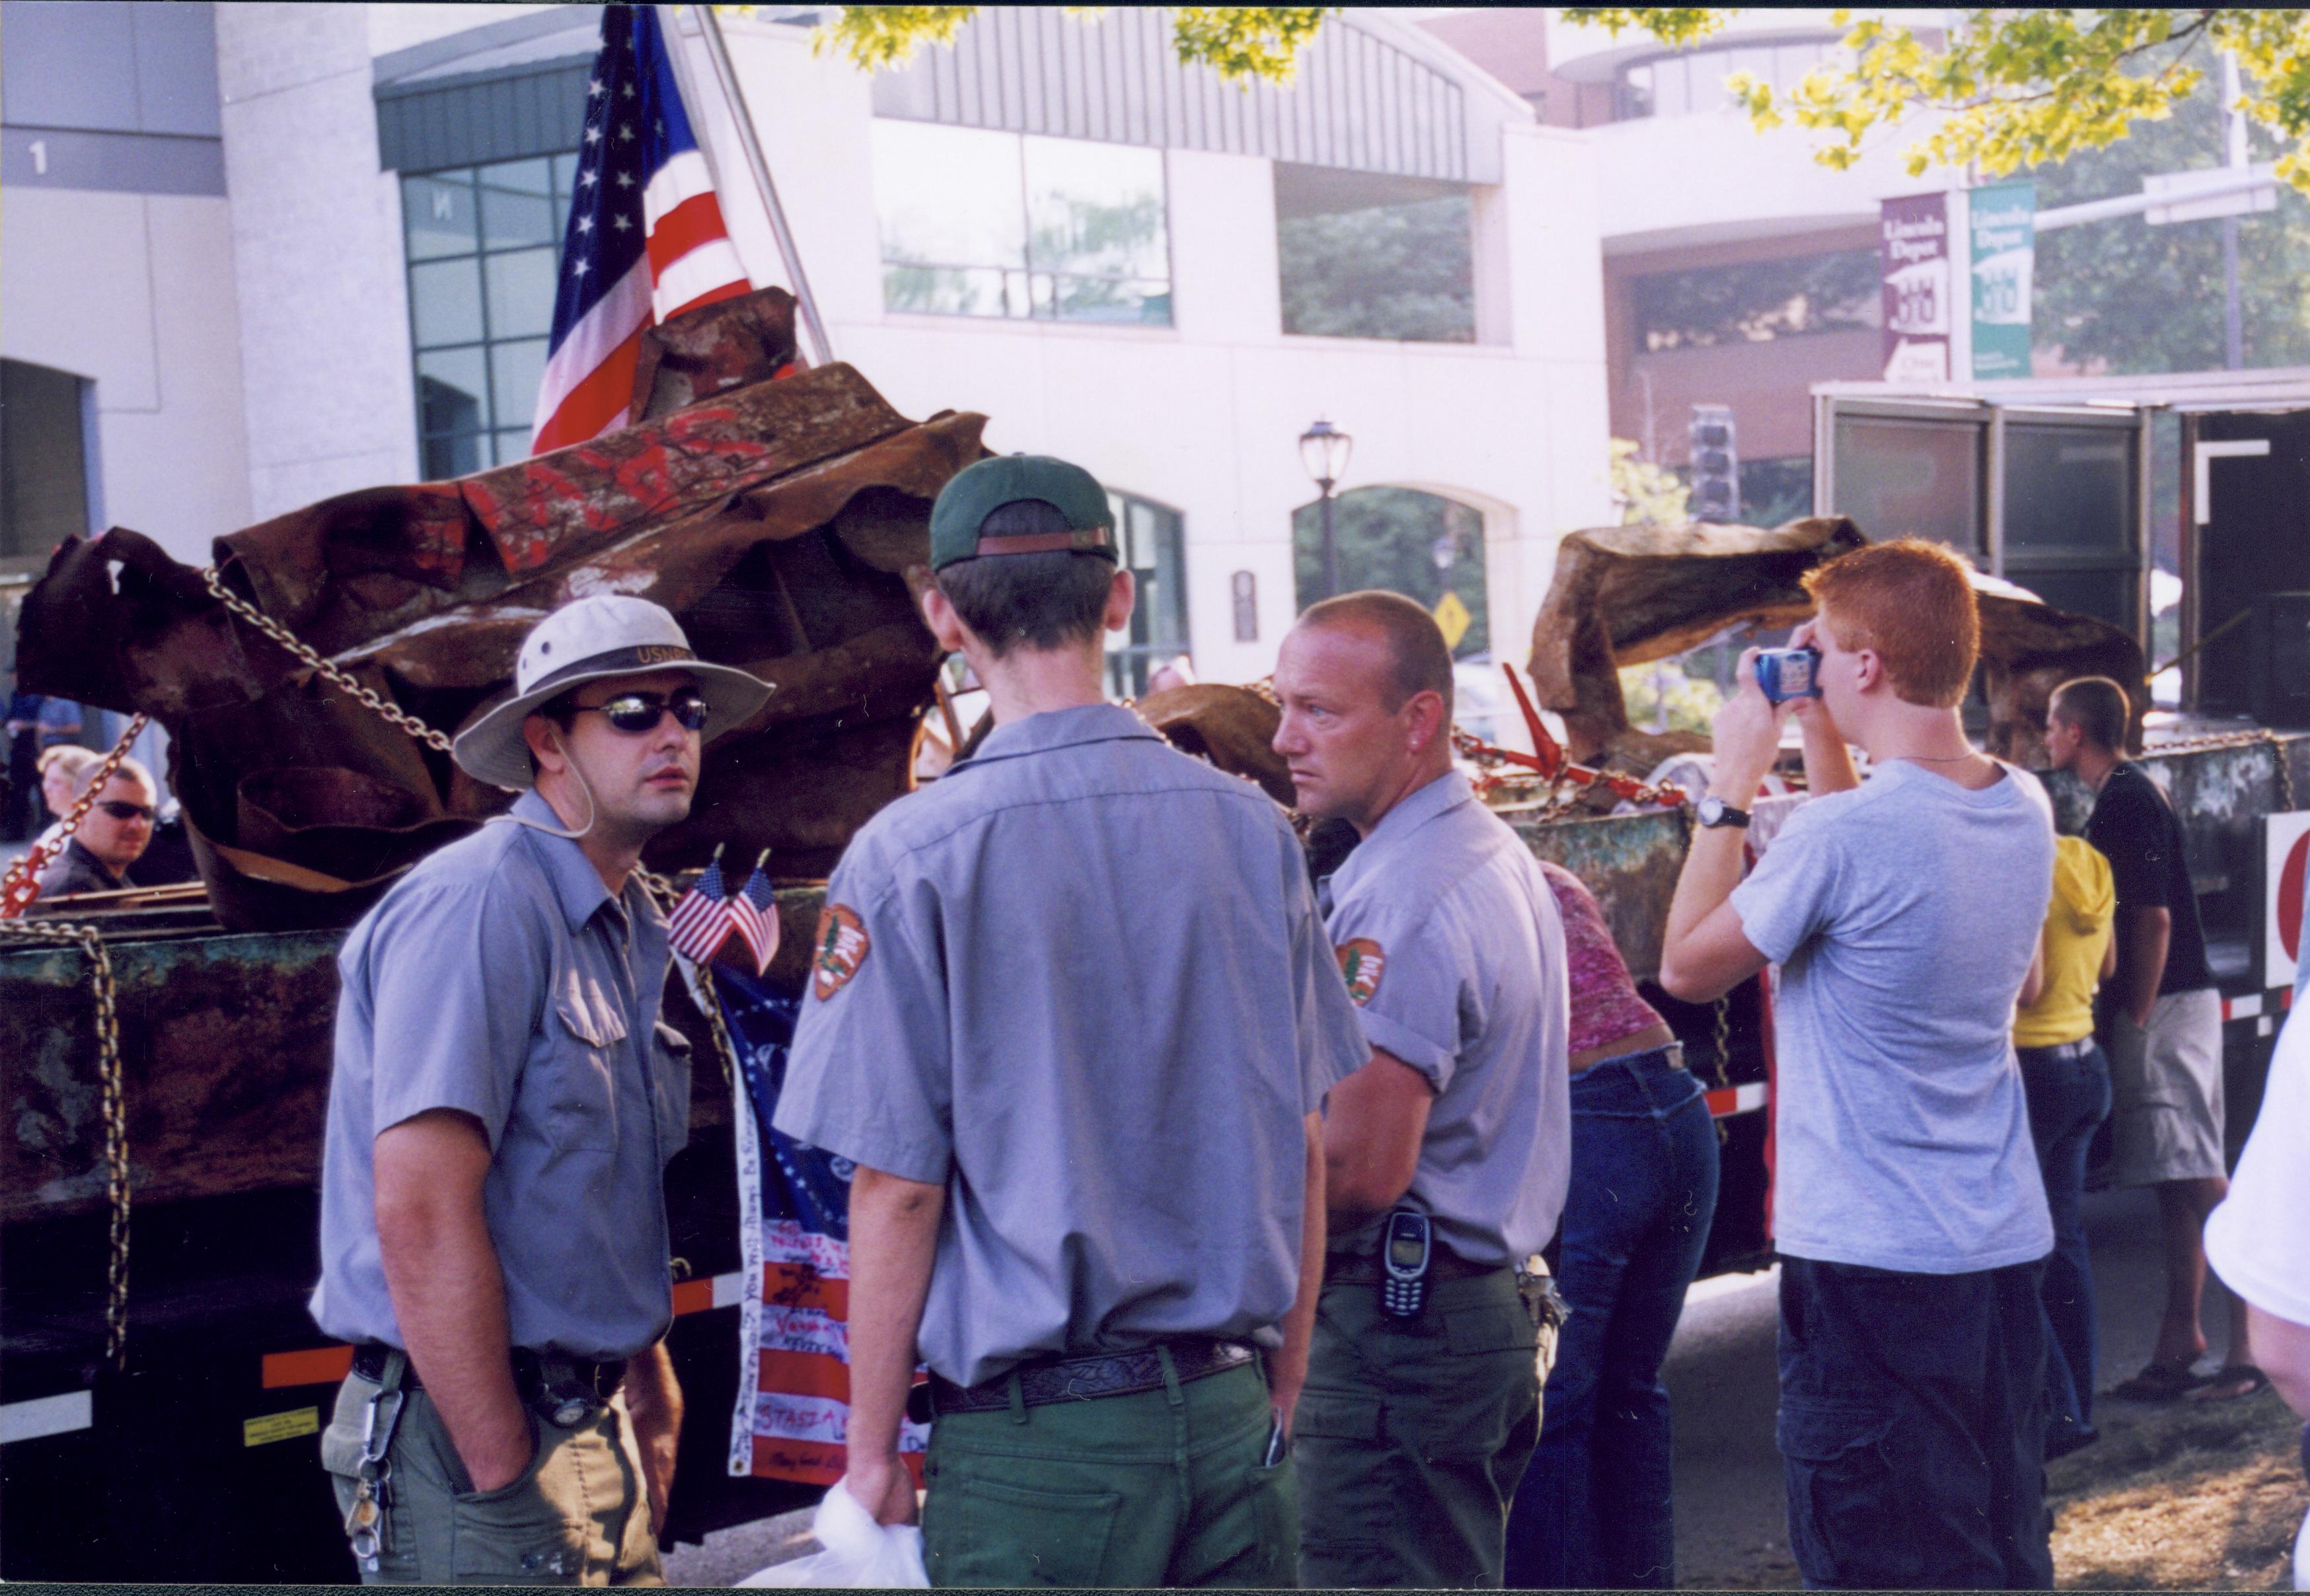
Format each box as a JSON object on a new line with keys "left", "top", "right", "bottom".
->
{"left": 321, "top": 1367, "right": 663, "bottom": 1586}
{"left": 1295, "top": 1268, "right": 1547, "bottom": 1588}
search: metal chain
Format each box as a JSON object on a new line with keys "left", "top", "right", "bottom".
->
{"left": 0, "top": 918, "right": 131, "bottom": 1367}
{"left": 1709, "top": 994, "right": 1733, "bottom": 1091}
{"left": 1, "top": 714, "right": 152, "bottom": 919}
{"left": 638, "top": 869, "right": 743, "bottom": 1097}
{"left": 202, "top": 567, "right": 453, "bottom": 754}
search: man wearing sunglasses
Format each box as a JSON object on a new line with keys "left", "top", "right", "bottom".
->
{"left": 311, "top": 595, "right": 772, "bottom": 1584}
{"left": 34, "top": 755, "right": 158, "bottom": 899}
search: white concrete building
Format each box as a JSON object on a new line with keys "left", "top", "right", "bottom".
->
{"left": 3, "top": 1, "right": 1615, "bottom": 698}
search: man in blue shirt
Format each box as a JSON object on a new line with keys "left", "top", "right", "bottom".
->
{"left": 313, "top": 595, "right": 771, "bottom": 1584}
{"left": 1662, "top": 540, "right": 2056, "bottom": 1589}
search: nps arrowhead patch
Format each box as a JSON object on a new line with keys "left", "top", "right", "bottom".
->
{"left": 1336, "top": 937, "right": 1385, "bottom": 1006}
{"left": 812, "top": 904, "right": 870, "bottom": 999}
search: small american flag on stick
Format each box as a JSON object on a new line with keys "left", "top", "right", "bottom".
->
{"left": 667, "top": 845, "right": 733, "bottom": 964}
{"left": 724, "top": 850, "right": 780, "bottom": 976}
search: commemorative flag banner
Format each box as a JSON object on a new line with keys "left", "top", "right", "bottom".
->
{"left": 531, "top": 3, "right": 753, "bottom": 454}
{"left": 711, "top": 967, "right": 930, "bottom": 1485}
{"left": 725, "top": 851, "right": 780, "bottom": 977}
{"left": 667, "top": 847, "right": 735, "bottom": 965}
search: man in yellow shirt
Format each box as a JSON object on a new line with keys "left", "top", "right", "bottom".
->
{"left": 2014, "top": 834, "right": 2116, "bottom": 1458}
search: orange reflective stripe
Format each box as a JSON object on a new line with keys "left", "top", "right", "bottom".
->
{"left": 263, "top": 1345, "right": 354, "bottom": 1389}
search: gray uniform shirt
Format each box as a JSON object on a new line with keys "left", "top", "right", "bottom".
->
{"left": 774, "top": 704, "right": 1367, "bottom": 1389}
{"left": 1321, "top": 772, "right": 1571, "bottom": 1268}
{"left": 311, "top": 789, "right": 692, "bottom": 1362}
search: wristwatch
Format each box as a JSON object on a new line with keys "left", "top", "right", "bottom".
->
{"left": 1695, "top": 795, "right": 1751, "bottom": 830}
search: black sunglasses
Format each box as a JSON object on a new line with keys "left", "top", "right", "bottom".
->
{"left": 576, "top": 690, "right": 711, "bottom": 735}
{"left": 94, "top": 799, "right": 156, "bottom": 822}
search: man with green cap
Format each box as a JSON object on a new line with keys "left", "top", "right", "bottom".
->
{"left": 775, "top": 454, "right": 1368, "bottom": 1587}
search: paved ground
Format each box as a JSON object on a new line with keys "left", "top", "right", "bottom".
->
{"left": 668, "top": 1183, "right": 2304, "bottom": 1588}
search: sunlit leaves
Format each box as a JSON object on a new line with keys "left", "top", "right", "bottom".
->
{"left": 1559, "top": 9, "right": 2310, "bottom": 196}
{"left": 805, "top": 5, "right": 1336, "bottom": 85}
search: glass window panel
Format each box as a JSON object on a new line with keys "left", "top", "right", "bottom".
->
{"left": 480, "top": 176, "right": 556, "bottom": 251}
{"left": 552, "top": 153, "right": 580, "bottom": 197}
{"left": 1052, "top": 277, "right": 1174, "bottom": 326}
{"left": 494, "top": 428, "right": 533, "bottom": 466}
{"left": 1775, "top": 43, "right": 1824, "bottom": 89}
{"left": 1618, "top": 61, "right": 1654, "bottom": 119}
{"left": 871, "top": 120, "right": 1027, "bottom": 274}
{"left": 409, "top": 256, "right": 484, "bottom": 347}
{"left": 1723, "top": 47, "right": 1775, "bottom": 104}
{"left": 421, "top": 431, "right": 486, "bottom": 480}
{"left": 882, "top": 264, "right": 1012, "bottom": 317}
{"left": 1830, "top": 417, "right": 1982, "bottom": 555}
{"left": 2005, "top": 566, "right": 2134, "bottom": 634}
{"left": 1632, "top": 249, "right": 1880, "bottom": 349}
{"left": 484, "top": 248, "right": 558, "bottom": 340}
{"left": 2004, "top": 424, "right": 2135, "bottom": 555}
{"left": 417, "top": 347, "right": 488, "bottom": 433}
{"left": 1276, "top": 174, "right": 1473, "bottom": 343}
{"left": 1023, "top": 135, "right": 1168, "bottom": 283}
{"left": 403, "top": 174, "right": 478, "bottom": 261}
{"left": 1655, "top": 55, "right": 1690, "bottom": 117}
{"left": 489, "top": 338, "right": 550, "bottom": 431}
{"left": 480, "top": 157, "right": 552, "bottom": 197}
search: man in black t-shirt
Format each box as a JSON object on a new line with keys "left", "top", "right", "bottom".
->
{"left": 2048, "top": 677, "right": 2256, "bottom": 1404}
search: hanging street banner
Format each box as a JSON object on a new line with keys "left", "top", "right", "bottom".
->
{"left": 1970, "top": 180, "right": 2036, "bottom": 381}
{"left": 1880, "top": 191, "right": 1955, "bottom": 383}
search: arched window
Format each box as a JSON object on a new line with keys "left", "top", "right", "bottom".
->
{"left": 1, "top": 359, "right": 96, "bottom": 569}
{"left": 1103, "top": 491, "right": 1188, "bottom": 698}
{"left": 1292, "top": 487, "right": 1489, "bottom": 658}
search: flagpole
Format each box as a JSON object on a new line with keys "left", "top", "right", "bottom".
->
{"left": 688, "top": 4, "right": 835, "bottom": 367}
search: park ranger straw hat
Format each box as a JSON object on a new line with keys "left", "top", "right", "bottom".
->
{"left": 451, "top": 595, "right": 774, "bottom": 791}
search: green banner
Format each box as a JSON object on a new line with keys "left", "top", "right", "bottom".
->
{"left": 1970, "top": 180, "right": 2035, "bottom": 381}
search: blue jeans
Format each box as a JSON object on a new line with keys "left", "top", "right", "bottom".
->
{"left": 1505, "top": 1046, "right": 1721, "bottom": 1589}
{"left": 1778, "top": 1257, "right": 2051, "bottom": 1590}
{"left": 2017, "top": 1040, "right": 2112, "bottom": 1453}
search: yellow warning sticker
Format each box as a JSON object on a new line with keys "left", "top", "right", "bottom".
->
{"left": 1431, "top": 590, "right": 1472, "bottom": 651}
{"left": 243, "top": 1406, "right": 320, "bottom": 1447}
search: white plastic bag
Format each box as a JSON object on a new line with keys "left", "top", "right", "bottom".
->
{"left": 741, "top": 1479, "right": 928, "bottom": 1588}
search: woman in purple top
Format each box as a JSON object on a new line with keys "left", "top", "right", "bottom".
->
{"left": 1506, "top": 861, "right": 1721, "bottom": 1589}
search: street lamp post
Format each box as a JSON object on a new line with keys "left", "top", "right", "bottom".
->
{"left": 1299, "top": 419, "right": 1353, "bottom": 600}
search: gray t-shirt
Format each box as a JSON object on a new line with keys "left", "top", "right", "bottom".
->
{"left": 1321, "top": 772, "right": 1571, "bottom": 1268}
{"left": 1730, "top": 760, "right": 2055, "bottom": 1275}
{"left": 774, "top": 704, "right": 1368, "bottom": 1389}
{"left": 311, "top": 789, "right": 692, "bottom": 1361}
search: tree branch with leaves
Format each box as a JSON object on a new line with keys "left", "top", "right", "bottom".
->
{"left": 1563, "top": 9, "right": 2310, "bottom": 194}
{"left": 805, "top": 5, "right": 1337, "bottom": 85}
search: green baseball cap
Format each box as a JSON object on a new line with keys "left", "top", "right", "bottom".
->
{"left": 929, "top": 454, "right": 1117, "bottom": 571}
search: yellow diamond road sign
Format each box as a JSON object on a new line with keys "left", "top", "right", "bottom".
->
{"left": 1432, "top": 590, "right": 1472, "bottom": 651}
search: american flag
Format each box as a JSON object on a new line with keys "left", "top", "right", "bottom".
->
{"left": 531, "top": 4, "right": 753, "bottom": 454}
{"left": 667, "top": 849, "right": 735, "bottom": 965}
{"left": 726, "top": 854, "right": 780, "bottom": 976}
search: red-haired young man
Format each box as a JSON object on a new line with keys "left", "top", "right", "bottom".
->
{"left": 1661, "top": 539, "right": 2058, "bottom": 1590}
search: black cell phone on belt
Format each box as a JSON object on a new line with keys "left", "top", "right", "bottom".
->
{"left": 1380, "top": 1207, "right": 1431, "bottom": 1319}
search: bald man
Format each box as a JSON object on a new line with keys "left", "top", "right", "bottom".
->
{"left": 1272, "top": 591, "right": 1571, "bottom": 1588}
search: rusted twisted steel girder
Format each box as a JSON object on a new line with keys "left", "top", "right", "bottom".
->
{"left": 17, "top": 288, "right": 986, "bottom": 929}
{"left": 1526, "top": 516, "right": 2147, "bottom": 772}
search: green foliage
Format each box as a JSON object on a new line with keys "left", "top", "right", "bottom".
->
{"left": 1631, "top": 249, "right": 1879, "bottom": 350}
{"left": 1609, "top": 439, "right": 1691, "bottom": 527}
{"left": 1277, "top": 198, "right": 1475, "bottom": 342}
{"left": 1561, "top": 9, "right": 2310, "bottom": 195}
{"left": 2034, "top": 59, "right": 2310, "bottom": 371}
{"left": 1619, "top": 661, "right": 1726, "bottom": 734}
{"left": 1292, "top": 488, "right": 1491, "bottom": 658}
{"left": 809, "top": 5, "right": 1335, "bottom": 85}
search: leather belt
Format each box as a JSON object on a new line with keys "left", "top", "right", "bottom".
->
{"left": 351, "top": 1344, "right": 628, "bottom": 1414}
{"left": 1325, "top": 1241, "right": 1500, "bottom": 1286}
{"left": 926, "top": 1338, "right": 1258, "bottom": 1417}
{"left": 2019, "top": 1037, "right": 2098, "bottom": 1063}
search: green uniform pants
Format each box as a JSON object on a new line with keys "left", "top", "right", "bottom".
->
{"left": 1294, "top": 1268, "right": 1545, "bottom": 1589}
{"left": 320, "top": 1366, "right": 663, "bottom": 1586}
{"left": 920, "top": 1356, "right": 1295, "bottom": 1588}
